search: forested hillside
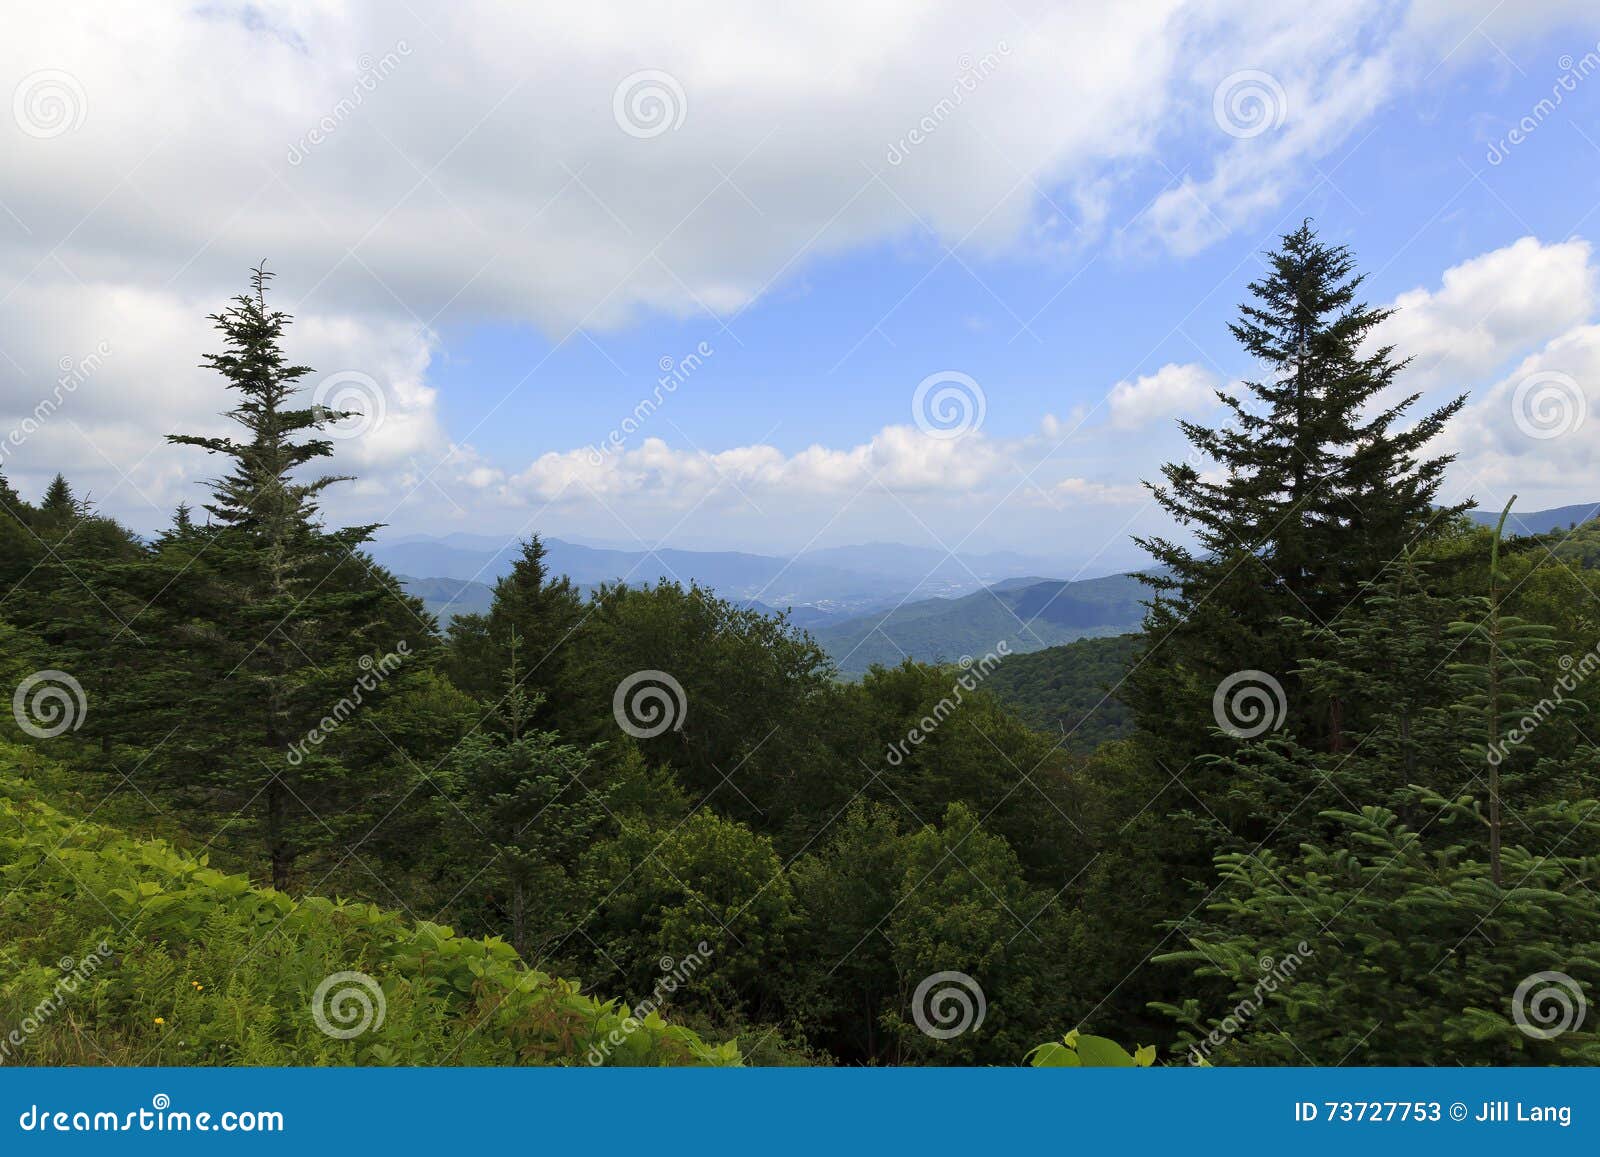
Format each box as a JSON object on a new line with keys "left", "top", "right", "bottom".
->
{"left": 813, "top": 573, "right": 1145, "bottom": 674}
{"left": 982, "top": 635, "right": 1139, "bottom": 751}
{"left": 4, "top": 229, "right": 1599, "bottom": 1067}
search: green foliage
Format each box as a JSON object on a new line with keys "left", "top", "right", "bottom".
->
{"left": 578, "top": 809, "right": 795, "bottom": 1021}
{"left": 1152, "top": 799, "right": 1600, "bottom": 1065}
{"left": 0, "top": 758, "right": 737, "bottom": 1066}
{"left": 158, "top": 267, "right": 424, "bottom": 889}
{"left": 787, "top": 801, "right": 1081, "bottom": 1065}
{"left": 980, "top": 633, "right": 1138, "bottom": 750}
{"left": 7, "top": 240, "right": 1600, "bottom": 1072}
{"left": 1132, "top": 221, "right": 1467, "bottom": 763}
{"left": 1026, "top": 1030, "right": 1156, "bottom": 1067}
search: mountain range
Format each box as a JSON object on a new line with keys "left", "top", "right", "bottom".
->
{"left": 387, "top": 501, "right": 1597, "bottom": 672}
{"left": 374, "top": 533, "right": 1076, "bottom": 619}
{"left": 1464, "top": 502, "right": 1600, "bottom": 536}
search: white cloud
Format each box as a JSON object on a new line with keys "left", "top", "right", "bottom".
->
{"left": 1106, "top": 363, "right": 1222, "bottom": 429}
{"left": 1378, "top": 237, "right": 1596, "bottom": 389}
{"left": 1, "top": 0, "right": 1574, "bottom": 342}
{"left": 502, "top": 426, "right": 1012, "bottom": 506}
{"left": 0, "top": 279, "right": 445, "bottom": 517}
{"left": 1039, "top": 477, "right": 1147, "bottom": 505}
{"left": 1, "top": 1, "right": 1593, "bottom": 546}
{"left": 1444, "top": 324, "right": 1600, "bottom": 503}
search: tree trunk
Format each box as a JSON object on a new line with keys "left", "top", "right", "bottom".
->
{"left": 267, "top": 778, "right": 291, "bottom": 892}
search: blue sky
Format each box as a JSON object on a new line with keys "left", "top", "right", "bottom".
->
{"left": 3, "top": 3, "right": 1600, "bottom": 570}
{"left": 434, "top": 46, "right": 1599, "bottom": 453}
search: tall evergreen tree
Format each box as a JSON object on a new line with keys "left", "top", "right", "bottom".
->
{"left": 163, "top": 266, "right": 407, "bottom": 889}
{"left": 443, "top": 535, "right": 586, "bottom": 736}
{"left": 37, "top": 473, "right": 84, "bottom": 528}
{"left": 1132, "top": 221, "right": 1467, "bottom": 758}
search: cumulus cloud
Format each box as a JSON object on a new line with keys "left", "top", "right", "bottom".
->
{"left": 0, "top": 1, "right": 1591, "bottom": 543}
{"left": 1378, "top": 237, "right": 1596, "bottom": 390}
{"left": 0, "top": 279, "right": 445, "bottom": 517}
{"left": 498, "top": 426, "right": 1013, "bottom": 507}
{"left": 1443, "top": 324, "right": 1600, "bottom": 503}
{"left": 1, "top": 1, "right": 1571, "bottom": 337}
{"left": 1106, "top": 363, "right": 1222, "bottom": 429}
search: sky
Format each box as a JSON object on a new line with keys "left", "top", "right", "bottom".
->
{"left": 2, "top": 1, "right": 1600, "bottom": 574}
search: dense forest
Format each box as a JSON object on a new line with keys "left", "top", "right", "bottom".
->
{"left": 3, "top": 225, "right": 1598, "bottom": 1066}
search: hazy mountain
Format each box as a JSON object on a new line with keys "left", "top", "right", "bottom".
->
{"left": 797, "top": 542, "right": 1067, "bottom": 587}
{"left": 395, "top": 575, "right": 495, "bottom": 624}
{"left": 1466, "top": 502, "right": 1600, "bottom": 536}
{"left": 812, "top": 573, "right": 1147, "bottom": 675}
{"left": 372, "top": 534, "right": 1079, "bottom": 613}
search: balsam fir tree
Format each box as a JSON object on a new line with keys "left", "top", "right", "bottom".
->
{"left": 163, "top": 266, "right": 414, "bottom": 889}
{"left": 1132, "top": 221, "right": 1467, "bottom": 760}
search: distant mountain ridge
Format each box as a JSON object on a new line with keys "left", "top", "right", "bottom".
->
{"left": 374, "top": 533, "right": 1078, "bottom": 619}
{"left": 810, "top": 572, "right": 1148, "bottom": 675}
{"left": 1466, "top": 502, "right": 1600, "bottom": 536}
{"left": 395, "top": 574, "right": 495, "bottom": 624}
